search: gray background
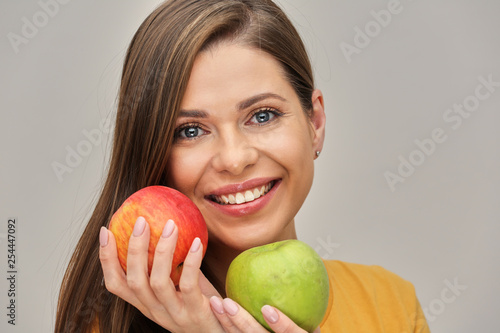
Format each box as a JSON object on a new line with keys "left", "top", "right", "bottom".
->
{"left": 1, "top": 0, "right": 499, "bottom": 332}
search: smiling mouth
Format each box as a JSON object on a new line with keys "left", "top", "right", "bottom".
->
{"left": 208, "top": 180, "right": 276, "bottom": 205}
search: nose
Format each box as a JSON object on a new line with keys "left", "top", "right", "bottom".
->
{"left": 211, "top": 128, "right": 258, "bottom": 175}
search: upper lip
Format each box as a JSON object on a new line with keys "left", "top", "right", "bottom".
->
{"left": 206, "top": 177, "right": 279, "bottom": 197}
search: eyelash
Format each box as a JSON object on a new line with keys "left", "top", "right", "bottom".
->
{"left": 174, "top": 122, "right": 207, "bottom": 141}
{"left": 247, "top": 108, "right": 284, "bottom": 126}
{"left": 174, "top": 107, "right": 284, "bottom": 141}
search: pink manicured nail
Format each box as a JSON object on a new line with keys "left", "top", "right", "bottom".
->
{"left": 99, "top": 227, "right": 108, "bottom": 247}
{"left": 262, "top": 305, "right": 279, "bottom": 324}
{"left": 162, "top": 219, "right": 175, "bottom": 238}
{"left": 190, "top": 237, "right": 201, "bottom": 253}
{"left": 133, "top": 216, "right": 146, "bottom": 237}
{"left": 222, "top": 298, "right": 239, "bottom": 316}
{"left": 210, "top": 296, "right": 225, "bottom": 314}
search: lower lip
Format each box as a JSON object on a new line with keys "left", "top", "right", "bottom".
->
{"left": 206, "top": 180, "right": 281, "bottom": 217}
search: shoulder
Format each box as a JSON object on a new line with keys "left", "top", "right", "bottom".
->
{"left": 320, "top": 260, "right": 430, "bottom": 332}
{"left": 323, "top": 259, "right": 415, "bottom": 293}
{"left": 322, "top": 259, "right": 418, "bottom": 307}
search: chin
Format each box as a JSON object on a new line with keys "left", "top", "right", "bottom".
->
{"left": 209, "top": 219, "right": 296, "bottom": 253}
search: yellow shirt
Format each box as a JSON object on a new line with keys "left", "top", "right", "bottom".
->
{"left": 320, "top": 260, "right": 430, "bottom": 333}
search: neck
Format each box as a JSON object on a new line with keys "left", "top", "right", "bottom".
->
{"left": 201, "top": 241, "right": 241, "bottom": 297}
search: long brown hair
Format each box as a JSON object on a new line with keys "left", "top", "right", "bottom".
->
{"left": 55, "top": 0, "right": 314, "bottom": 331}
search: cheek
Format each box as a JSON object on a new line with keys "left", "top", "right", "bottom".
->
{"left": 166, "top": 148, "right": 210, "bottom": 198}
{"left": 257, "top": 123, "right": 313, "bottom": 168}
{"left": 257, "top": 121, "right": 315, "bottom": 200}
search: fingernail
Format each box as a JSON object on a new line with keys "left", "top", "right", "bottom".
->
{"left": 210, "top": 296, "right": 224, "bottom": 314}
{"left": 162, "top": 219, "right": 175, "bottom": 238}
{"left": 262, "top": 305, "right": 279, "bottom": 324}
{"left": 190, "top": 237, "right": 201, "bottom": 253}
{"left": 132, "top": 216, "right": 146, "bottom": 237}
{"left": 99, "top": 227, "right": 108, "bottom": 247}
{"left": 222, "top": 298, "right": 239, "bottom": 316}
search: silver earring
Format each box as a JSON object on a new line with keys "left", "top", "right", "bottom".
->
{"left": 315, "top": 151, "right": 321, "bottom": 158}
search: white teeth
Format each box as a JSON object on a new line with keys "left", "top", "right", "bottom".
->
{"left": 245, "top": 190, "right": 255, "bottom": 202}
{"left": 235, "top": 193, "right": 245, "bottom": 204}
{"left": 212, "top": 181, "right": 275, "bottom": 205}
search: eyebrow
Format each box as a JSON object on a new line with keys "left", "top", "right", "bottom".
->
{"left": 177, "top": 109, "right": 208, "bottom": 118}
{"left": 236, "top": 93, "right": 287, "bottom": 111}
{"left": 178, "top": 92, "right": 287, "bottom": 118}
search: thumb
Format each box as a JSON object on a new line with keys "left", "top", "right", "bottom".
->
{"left": 262, "top": 305, "right": 319, "bottom": 333}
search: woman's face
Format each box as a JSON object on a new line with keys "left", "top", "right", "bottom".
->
{"left": 166, "top": 43, "right": 325, "bottom": 251}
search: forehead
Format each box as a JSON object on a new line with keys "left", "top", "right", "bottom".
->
{"left": 180, "top": 43, "right": 294, "bottom": 110}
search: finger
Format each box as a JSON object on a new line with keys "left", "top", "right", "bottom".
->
{"left": 209, "top": 296, "right": 240, "bottom": 333}
{"left": 220, "top": 298, "right": 268, "bottom": 332}
{"left": 262, "top": 305, "right": 309, "bottom": 333}
{"left": 178, "top": 237, "right": 205, "bottom": 307}
{"left": 126, "top": 217, "right": 164, "bottom": 312}
{"left": 150, "top": 219, "right": 182, "bottom": 311}
{"left": 98, "top": 226, "right": 145, "bottom": 312}
{"left": 126, "top": 217, "right": 150, "bottom": 286}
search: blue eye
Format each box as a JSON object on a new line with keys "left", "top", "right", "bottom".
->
{"left": 183, "top": 127, "right": 199, "bottom": 138}
{"left": 255, "top": 112, "right": 271, "bottom": 123}
{"left": 175, "top": 124, "right": 206, "bottom": 140}
{"left": 250, "top": 109, "right": 278, "bottom": 124}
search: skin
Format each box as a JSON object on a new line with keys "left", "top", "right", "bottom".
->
{"left": 99, "top": 43, "right": 326, "bottom": 332}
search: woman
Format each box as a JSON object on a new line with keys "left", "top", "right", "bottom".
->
{"left": 55, "top": 0, "right": 430, "bottom": 332}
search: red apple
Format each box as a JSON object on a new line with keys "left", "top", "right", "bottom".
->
{"left": 108, "top": 185, "right": 208, "bottom": 286}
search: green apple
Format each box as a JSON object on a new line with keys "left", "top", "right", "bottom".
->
{"left": 225, "top": 240, "right": 329, "bottom": 332}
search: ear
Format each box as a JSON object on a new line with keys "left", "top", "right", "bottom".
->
{"left": 309, "top": 89, "right": 326, "bottom": 159}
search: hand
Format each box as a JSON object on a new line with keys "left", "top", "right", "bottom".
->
{"left": 209, "top": 296, "right": 321, "bottom": 333}
{"left": 99, "top": 217, "right": 225, "bottom": 333}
